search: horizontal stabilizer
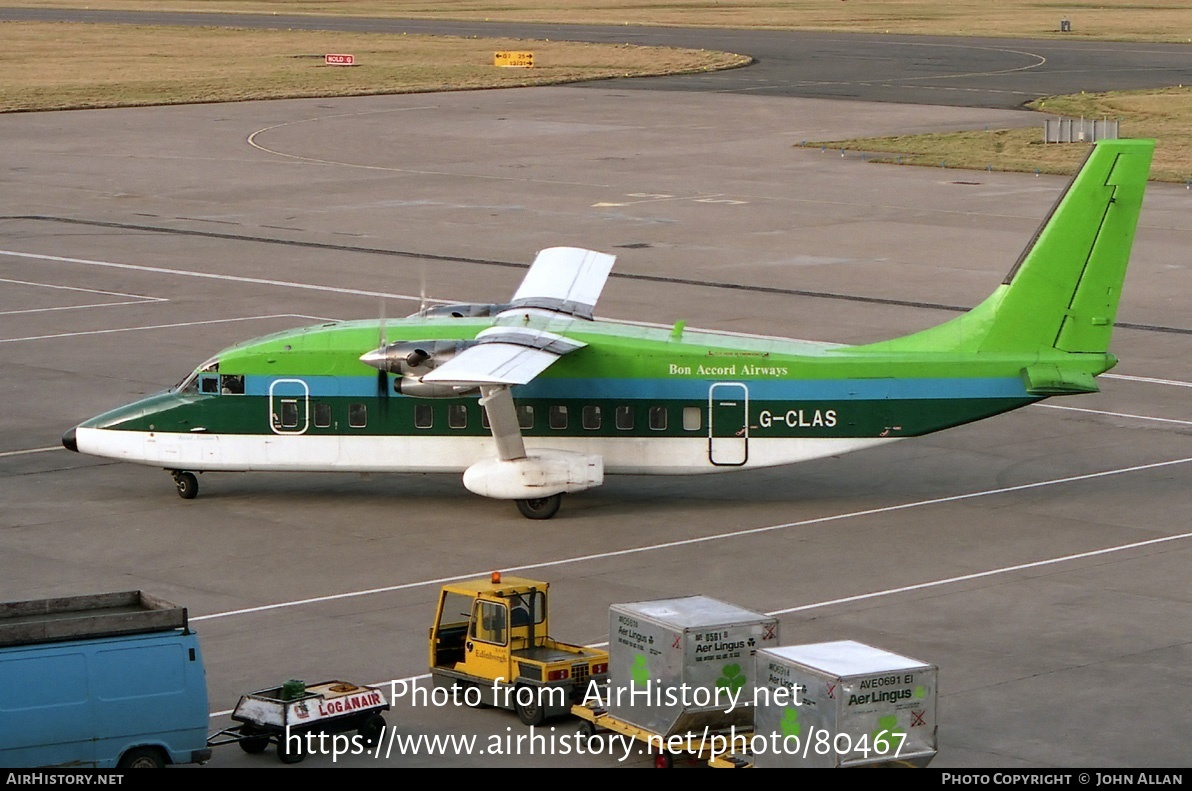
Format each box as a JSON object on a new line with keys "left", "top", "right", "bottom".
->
{"left": 1021, "top": 364, "right": 1099, "bottom": 395}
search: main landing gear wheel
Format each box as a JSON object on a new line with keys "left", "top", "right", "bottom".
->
{"left": 515, "top": 493, "right": 562, "bottom": 520}
{"left": 172, "top": 471, "right": 198, "bottom": 500}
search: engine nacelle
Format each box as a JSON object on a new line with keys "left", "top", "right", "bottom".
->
{"left": 360, "top": 339, "right": 472, "bottom": 376}
{"left": 462, "top": 452, "right": 604, "bottom": 500}
{"left": 409, "top": 302, "right": 510, "bottom": 318}
{"left": 360, "top": 339, "right": 481, "bottom": 397}
{"left": 394, "top": 379, "right": 477, "bottom": 398}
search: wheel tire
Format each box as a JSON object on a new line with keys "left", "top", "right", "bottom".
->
{"left": 117, "top": 747, "right": 166, "bottom": 769}
{"left": 175, "top": 471, "right": 198, "bottom": 500}
{"left": 277, "top": 734, "right": 305, "bottom": 764}
{"left": 237, "top": 726, "right": 270, "bottom": 754}
{"left": 514, "top": 686, "right": 545, "bottom": 726}
{"left": 515, "top": 493, "right": 562, "bottom": 520}
{"left": 576, "top": 719, "right": 603, "bottom": 750}
{"left": 358, "top": 713, "right": 386, "bottom": 747}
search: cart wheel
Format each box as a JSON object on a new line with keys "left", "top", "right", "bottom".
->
{"left": 653, "top": 750, "right": 674, "bottom": 769}
{"left": 237, "top": 725, "right": 270, "bottom": 755}
{"left": 358, "top": 713, "right": 386, "bottom": 746}
{"left": 576, "top": 719, "right": 602, "bottom": 750}
{"left": 277, "top": 733, "right": 305, "bottom": 764}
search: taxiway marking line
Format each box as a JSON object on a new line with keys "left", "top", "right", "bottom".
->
{"left": 194, "top": 454, "right": 1192, "bottom": 624}
{"left": 207, "top": 455, "right": 1192, "bottom": 716}
{"left": 0, "top": 249, "right": 427, "bottom": 303}
{"left": 0, "top": 276, "right": 167, "bottom": 316}
{"left": 1035, "top": 403, "right": 1192, "bottom": 427}
{"left": 0, "top": 446, "right": 61, "bottom": 458}
{"left": 1103, "top": 373, "right": 1192, "bottom": 388}
{"left": 0, "top": 314, "right": 329, "bottom": 344}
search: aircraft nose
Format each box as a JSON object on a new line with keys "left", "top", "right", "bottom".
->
{"left": 62, "top": 427, "right": 78, "bottom": 453}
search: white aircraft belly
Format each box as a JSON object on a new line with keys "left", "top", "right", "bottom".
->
{"left": 76, "top": 428, "right": 898, "bottom": 475}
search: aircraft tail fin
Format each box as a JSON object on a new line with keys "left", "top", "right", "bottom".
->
{"left": 857, "top": 139, "right": 1153, "bottom": 358}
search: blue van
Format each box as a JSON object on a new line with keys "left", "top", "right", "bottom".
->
{"left": 0, "top": 591, "right": 211, "bottom": 768}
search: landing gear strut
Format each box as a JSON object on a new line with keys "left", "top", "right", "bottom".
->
{"left": 171, "top": 470, "right": 198, "bottom": 500}
{"left": 515, "top": 493, "right": 562, "bottom": 520}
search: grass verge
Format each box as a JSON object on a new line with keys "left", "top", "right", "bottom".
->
{"left": 819, "top": 87, "right": 1192, "bottom": 182}
{"left": 0, "top": 21, "right": 749, "bottom": 112}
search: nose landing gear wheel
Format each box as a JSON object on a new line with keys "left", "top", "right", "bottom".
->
{"left": 515, "top": 493, "right": 562, "bottom": 520}
{"left": 172, "top": 471, "right": 198, "bottom": 500}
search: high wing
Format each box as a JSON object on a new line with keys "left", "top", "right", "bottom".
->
{"left": 505, "top": 246, "right": 615, "bottom": 319}
{"left": 421, "top": 327, "right": 587, "bottom": 388}
{"left": 421, "top": 247, "right": 613, "bottom": 511}
{"left": 421, "top": 246, "right": 613, "bottom": 389}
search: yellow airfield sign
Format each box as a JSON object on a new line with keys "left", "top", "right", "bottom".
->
{"left": 494, "top": 51, "right": 534, "bottom": 68}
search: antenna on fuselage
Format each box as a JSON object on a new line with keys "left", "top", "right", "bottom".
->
{"left": 418, "top": 265, "right": 428, "bottom": 316}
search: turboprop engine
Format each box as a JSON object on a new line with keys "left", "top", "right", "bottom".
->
{"left": 358, "top": 340, "right": 478, "bottom": 398}
{"left": 408, "top": 302, "right": 510, "bottom": 318}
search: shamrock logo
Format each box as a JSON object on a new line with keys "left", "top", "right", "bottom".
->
{"left": 631, "top": 654, "right": 650, "bottom": 686}
{"left": 780, "top": 707, "right": 801, "bottom": 738}
{"left": 717, "top": 663, "right": 746, "bottom": 692}
{"left": 874, "top": 714, "right": 904, "bottom": 744}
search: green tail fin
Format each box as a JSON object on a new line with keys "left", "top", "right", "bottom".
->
{"left": 858, "top": 138, "right": 1154, "bottom": 356}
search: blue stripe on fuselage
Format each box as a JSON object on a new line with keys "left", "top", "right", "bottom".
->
{"left": 244, "top": 375, "right": 1030, "bottom": 400}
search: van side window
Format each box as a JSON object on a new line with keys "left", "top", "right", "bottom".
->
{"left": 93, "top": 644, "right": 185, "bottom": 698}
{"left": 1, "top": 654, "right": 87, "bottom": 708}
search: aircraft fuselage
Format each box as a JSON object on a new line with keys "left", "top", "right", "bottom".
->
{"left": 69, "top": 315, "right": 1070, "bottom": 476}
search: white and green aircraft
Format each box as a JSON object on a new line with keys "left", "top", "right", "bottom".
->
{"left": 64, "top": 139, "right": 1153, "bottom": 519}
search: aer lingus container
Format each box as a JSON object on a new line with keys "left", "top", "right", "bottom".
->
{"left": 752, "top": 640, "right": 937, "bottom": 768}
{"left": 607, "top": 596, "right": 779, "bottom": 737}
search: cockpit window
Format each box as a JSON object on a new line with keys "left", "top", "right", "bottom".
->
{"left": 172, "top": 358, "right": 221, "bottom": 395}
{"left": 174, "top": 372, "right": 199, "bottom": 394}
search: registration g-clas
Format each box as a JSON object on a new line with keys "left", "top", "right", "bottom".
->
{"left": 757, "top": 408, "right": 838, "bottom": 429}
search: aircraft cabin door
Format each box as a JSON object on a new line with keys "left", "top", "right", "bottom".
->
{"left": 709, "top": 382, "right": 748, "bottom": 466}
{"left": 268, "top": 378, "right": 310, "bottom": 435}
